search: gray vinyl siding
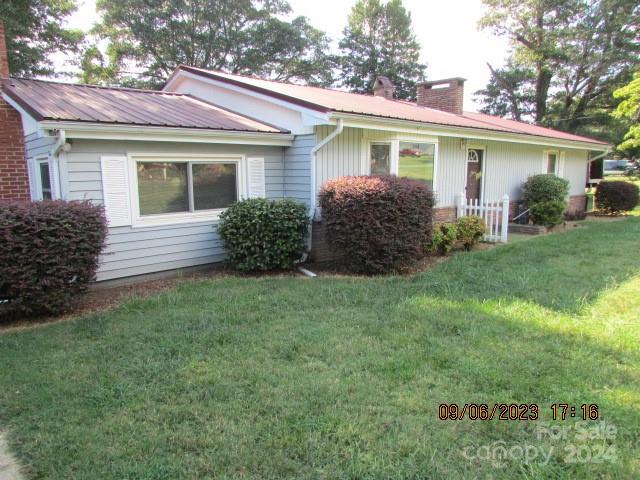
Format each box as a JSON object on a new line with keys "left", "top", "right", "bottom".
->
{"left": 63, "top": 139, "right": 287, "bottom": 281}
{"left": 283, "top": 134, "right": 314, "bottom": 206}
{"left": 24, "top": 132, "right": 55, "bottom": 159}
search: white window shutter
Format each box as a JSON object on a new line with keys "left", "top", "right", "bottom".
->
{"left": 247, "top": 157, "right": 266, "bottom": 198}
{"left": 100, "top": 155, "right": 132, "bottom": 227}
{"left": 26, "top": 157, "right": 37, "bottom": 200}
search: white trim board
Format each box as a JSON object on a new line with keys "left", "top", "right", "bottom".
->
{"left": 39, "top": 121, "right": 294, "bottom": 146}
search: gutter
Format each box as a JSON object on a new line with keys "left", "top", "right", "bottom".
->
{"left": 309, "top": 118, "right": 344, "bottom": 219}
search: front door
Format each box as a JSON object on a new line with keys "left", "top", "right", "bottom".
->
{"left": 466, "top": 148, "right": 484, "bottom": 201}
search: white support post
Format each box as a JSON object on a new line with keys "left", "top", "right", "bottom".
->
{"left": 501, "top": 194, "right": 510, "bottom": 243}
{"left": 456, "top": 192, "right": 465, "bottom": 218}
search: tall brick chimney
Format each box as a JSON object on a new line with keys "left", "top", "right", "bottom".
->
{"left": 373, "top": 76, "right": 394, "bottom": 99}
{"left": 0, "top": 20, "right": 9, "bottom": 79}
{"left": 416, "top": 78, "right": 466, "bottom": 115}
{"left": 0, "top": 19, "right": 30, "bottom": 201}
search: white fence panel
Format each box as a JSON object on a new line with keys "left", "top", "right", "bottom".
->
{"left": 456, "top": 193, "right": 509, "bottom": 243}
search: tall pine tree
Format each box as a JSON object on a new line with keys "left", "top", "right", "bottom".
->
{"left": 338, "top": 0, "right": 426, "bottom": 100}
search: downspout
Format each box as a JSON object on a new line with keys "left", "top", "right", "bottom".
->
{"left": 50, "top": 129, "right": 66, "bottom": 199}
{"left": 301, "top": 118, "right": 343, "bottom": 266}
{"left": 309, "top": 118, "right": 344, "bottom": 219}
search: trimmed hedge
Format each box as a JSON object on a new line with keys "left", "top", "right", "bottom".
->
{"left": 595, "top": 181, "right": 639, "bottom": 214}
{"left": 529, "top": 200, "right": 566, "bottom": 228}
{"left": 523, "top": 174, "right": 570, "bottom": 205}
{"left": 523, "top": 174, "right": 569, "bottom": 226}
{"left": 0, "top": 200, "right": 107, "bottom": 319}
{"left": 319, "top": 175, "right": 434, "bottom": 274}
{"left": 218, "top": 198, "right": 309, "bottom": 272}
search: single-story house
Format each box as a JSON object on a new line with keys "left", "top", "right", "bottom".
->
{"left": 0, "top": 46, "right": 609, "bottom": 281}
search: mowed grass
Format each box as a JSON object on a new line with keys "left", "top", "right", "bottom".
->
{"left": 1, "top": 220, "right": 639, "bottom": 479}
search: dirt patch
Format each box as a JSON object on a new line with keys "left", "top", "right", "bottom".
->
{"left": 0, "top": 433, "right": 23, "bottom": 480}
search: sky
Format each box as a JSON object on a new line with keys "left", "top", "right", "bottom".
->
{"left": 59, "top": 0, "right": 511, "bottom": 112}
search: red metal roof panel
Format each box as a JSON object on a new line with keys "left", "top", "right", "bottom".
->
{"left": 2, "top": 78, "right": 287, "bottom": 133}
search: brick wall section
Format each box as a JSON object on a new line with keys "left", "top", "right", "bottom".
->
{"left": 567, "top": 195, "right": 587, "bottom": 214}
{"left": 433, "top": 206, "right": 456, "bottom": 223}
{"left": 416, "top": 79, "right": 465, "bottom": 115}
{"left": 0, "top": 21, "right": 8, "bottom": 79}
{"left": 0, "top": 97, "right": 29, "bottom": 201}
{"left": 310, "top": 221, "right": 343, "bottom": 263}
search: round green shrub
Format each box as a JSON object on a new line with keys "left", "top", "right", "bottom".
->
{"left": 456, "top": 215, "right": 485, "bottom": 250}
{"left": 319, "top": 175, "right": 434, "bottom": 274}
{"left": 529, "top": 200, "right": 566, "bottom": 227}
{"left": 218, "top": 198, "right": 309, "bottom": 272}
{"left": 429, "top": 222, "right": 457, "bottom": 255}
{"left": 523, "top": 174, "right": 569, "bottom": 204}
{"left": 595, "top": 181, "right": 639, "bottom": 214}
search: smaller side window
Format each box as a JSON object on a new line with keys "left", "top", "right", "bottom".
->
{"left": 370, "top": 143, "right": 391, "bottom": 175}
{"left": 546, "top": 152, "right": 558, "bottom": 174}
{"left": 35, "top": 158, "right": 53, "bottom": 200}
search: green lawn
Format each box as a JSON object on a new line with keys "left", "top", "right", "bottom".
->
{"left": 1, "top": 220, "right": 639, "bottom": 479}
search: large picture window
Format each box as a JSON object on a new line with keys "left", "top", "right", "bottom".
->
{"left": 136, "top": 160, "right": 238, "bottom": 216}
{"left": 399, "top": 142, "right": 435, "bottom": 188}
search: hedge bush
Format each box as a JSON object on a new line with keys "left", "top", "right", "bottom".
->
{"left": 523, "top": 174, "right": 569, "bottom": 226}
{"left": 523, "top": 174, "right": 570, "bottom": 205}
{"left": 529, "top": 200, "right": 566, "bottom": 227}
{"left": 319, "top": 175, "right": 434, "bottom": 274}
{"left": 0, "top": 200, "right": 107, "bottom": 319}
{"left": 429, "top": 222, "right": 457, "bottom": 255}
{"left": 218, "top": 198, "right": 309, "bottom": 272}
{"left": 456, "top": 215, "right": 486, "bottom": 250}
{"left": 595, "top": 181, "right": 639, "bottom": 214}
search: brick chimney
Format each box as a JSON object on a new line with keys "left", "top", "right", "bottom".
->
{"left": 0, "top": 19, "right": 30, "bottom": 201}
{"left": 416, "top": 78, "right": 466, "bottom": 115}
{"left": 373, "top": 76, "right": 394, "bottom": 99}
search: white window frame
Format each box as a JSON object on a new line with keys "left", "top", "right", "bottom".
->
{"left": 397, "top": 139, "right": 438, "bottom": 189}
{"left": 129, "top": 153, "right": 247, "bottom": 227}
{"left": 34, "top": 156, "right": 53, "bottom": 200}
{"left": 368, "top": 141, "right": 395, "bottom": 175}
{"left": 543, "top": 150, "right": 560, "bottom": 175}
{"left": 366, "top": 138, "right": 438, "bottom": 175}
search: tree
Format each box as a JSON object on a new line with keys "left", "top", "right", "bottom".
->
{"left": 477, "top": 0, "right": 639, "bottom": 137}
{"left": 0, "top": 0, "right": 83, "bottom": 77}
{"left": 612, "top": 72, "right": 640, "bottom": 156}
{"left": 338, "top": 0, "right": 426, "bottom": 100}
{"left": 83, "top": 0, "right": 334, "bottom": 89}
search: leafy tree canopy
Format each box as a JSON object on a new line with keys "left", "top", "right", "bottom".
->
{"left": 82, "top": 0, "right": 334, "bottom": 88}
{"left": 612, "top": 71, "right": 640, "bottom": 156}
{"left": 476, "top": 0, "right": 639, "bottom": 142}
{"left": 338, "top": 0, "right": 426, "bottom": 100}
{"left": 0, "top": 0, "right": 83, "bottom": 77}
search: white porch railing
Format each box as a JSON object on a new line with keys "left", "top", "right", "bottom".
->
{"left": 456, "top": 193, "right": 510, "bottom": 243}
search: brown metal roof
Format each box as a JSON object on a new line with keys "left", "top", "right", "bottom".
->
{"left": 174, "top": 66, "right": 608, "bottom": 146}
{"left": 2, "top": 78, "right": 287, "bottom": 133}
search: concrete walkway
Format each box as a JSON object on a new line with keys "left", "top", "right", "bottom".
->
{"left": 0, "top": 434, "right": 23, "bottom": 480}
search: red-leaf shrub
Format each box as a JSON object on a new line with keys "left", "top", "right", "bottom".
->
{"left": 595, "top": 181, "right": 639, "bottom": 214}
{"left": 319, "top": 175, "right": 434, "bottom": 273}
{"left": 0, "top": 200, "right": 108, "bottom": 319}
